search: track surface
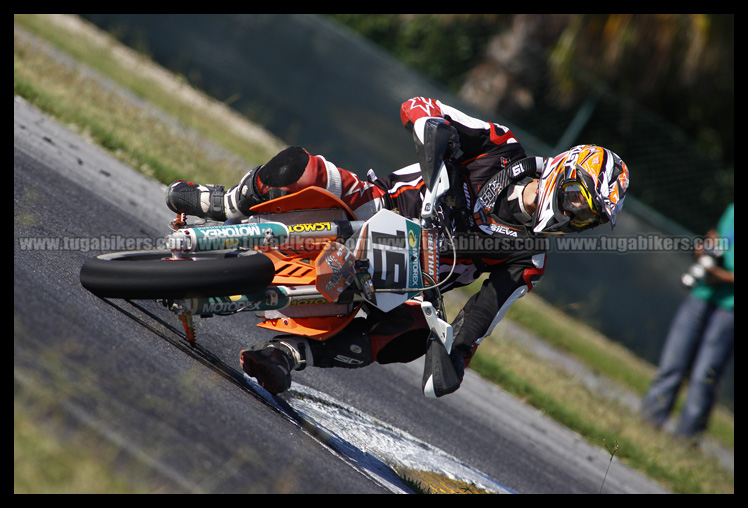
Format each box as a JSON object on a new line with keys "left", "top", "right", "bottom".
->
{"left": 14, "top": 97, "right": 670, "bottom": 493}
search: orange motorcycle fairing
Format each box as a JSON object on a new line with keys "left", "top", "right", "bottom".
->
{"left": 250, "top": 187, "right": 356, "bottom": 220}
{"left": 252, "top": 187, "right": 361, "bottom": 340}
{"left": 256, "top": 311, "right": 360, "bottom": 341}
{"left": 257, "top": 244, "right": 362, "bottom": 340}
{"left": 262, "top": 249, "right": 318, "bottom": 286}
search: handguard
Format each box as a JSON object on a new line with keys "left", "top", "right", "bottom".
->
{"left": 420, "top": 301, "right": 461, "bottom": 399}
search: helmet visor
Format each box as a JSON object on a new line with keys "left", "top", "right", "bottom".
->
{"left": 559, "top": 180, "right": 601, "bottom": 229}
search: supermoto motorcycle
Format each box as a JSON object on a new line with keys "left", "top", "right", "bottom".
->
{"left": 80, "top": 158, "right": 461, "bottom": 398}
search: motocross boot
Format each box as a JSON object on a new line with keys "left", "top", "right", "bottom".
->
{"left": 165, "top": 181, "right": 228, "bottom": 221}
{"left": 165, "top": 166, "right": 263, "bottom": 221}
{"left": 240, "top": 337, "right": 310, "bottom": 395}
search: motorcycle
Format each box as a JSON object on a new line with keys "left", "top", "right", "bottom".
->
{"left": 80, "top": 157, "right": 462, "bottom": 398}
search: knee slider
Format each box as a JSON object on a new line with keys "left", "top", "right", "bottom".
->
{"left": 256, "top": 146, "right": 311, "bottom": 200}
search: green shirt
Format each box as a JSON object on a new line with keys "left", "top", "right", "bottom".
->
{"left": 691, "top": 203, "right": 734, "bottom": 310}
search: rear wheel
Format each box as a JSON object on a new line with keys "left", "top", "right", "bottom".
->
{"left": 80, "top": 250, "right": 275, "bottom": 299}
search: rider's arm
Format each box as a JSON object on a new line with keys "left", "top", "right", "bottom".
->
{"left": 400, "top": 97, "right": 446, "bottom": 130}
{"left": 451, "top": 254, "right": 546, "bottom": 364}
{"left": 400, "top": 97, "right": 522, "bottom": 158}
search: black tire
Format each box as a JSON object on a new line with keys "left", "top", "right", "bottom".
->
{"left": 80, "top": 250, "right": 275, "bottom": 299}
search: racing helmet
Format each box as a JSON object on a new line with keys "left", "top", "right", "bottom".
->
{"left": 533, "top": 145, "right": 629, "bottom": 234}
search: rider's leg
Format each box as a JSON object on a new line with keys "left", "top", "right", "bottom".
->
{"left": 240, "top": 335, "right": 310, "bottom": 395}
{"left": 240, "top": 319, "right": 373, "bottom": 395}
{"left": 165, "top": 166, "right": 261, "bottom": 221}
{"left": 166, "top": 146, "right": 385, "bottom": 220}
{"left": 240, "top": 303, "right": 433, "bottom": 394}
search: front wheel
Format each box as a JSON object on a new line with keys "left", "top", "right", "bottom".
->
{"left": 80, "top": 250, "right": 275, "bottom": 299}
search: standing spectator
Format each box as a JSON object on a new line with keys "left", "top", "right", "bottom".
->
{"left": 641, "top": 203, "right": 734, "bottom": 439}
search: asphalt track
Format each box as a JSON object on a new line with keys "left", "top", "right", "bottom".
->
{"left": 14, "top": 96, "right": 670, "bottom": 494}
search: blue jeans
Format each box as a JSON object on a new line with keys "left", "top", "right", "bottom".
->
{"left": 641, "top": 295, "right": 734, "bottom": 438}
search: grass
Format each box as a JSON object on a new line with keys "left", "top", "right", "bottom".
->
{"left": 14, "top": 14, "right": 282, "bottom": 187}
{"left": 14, "top": 385, "right": 161, "bottom": 494}
{"left": 506, "top": 291, "right": 735, "bottom": 448}
{"left": 14, "top": 14, "right": 733, "bottom": 494}
{"left": 444, "top": 287, "right": 733, "bottom": 494}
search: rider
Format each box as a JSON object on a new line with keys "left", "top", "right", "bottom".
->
{"left": 165, "top": 97, "right": 630, "bottom": 396}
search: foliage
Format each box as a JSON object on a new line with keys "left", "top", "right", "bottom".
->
{"left": 331, "top": 14, "right": 734, "bottom": 233}
{"left": 333, "top": 14, "right": 732, "bottom": 163}
{"left": 331, "top": 14, "right": 505, "bottom": 91}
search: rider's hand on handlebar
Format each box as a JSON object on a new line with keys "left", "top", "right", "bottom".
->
{"left": 443, "top": 124, "right": 462, "bottom": 161}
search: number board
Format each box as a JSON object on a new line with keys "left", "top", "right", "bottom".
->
{"left": 355, "top": 210, "right": 422, "bottom": 312}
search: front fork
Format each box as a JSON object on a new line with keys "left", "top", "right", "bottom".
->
{"left": 418, "top": 224, "right": 451, "bottom": 352}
